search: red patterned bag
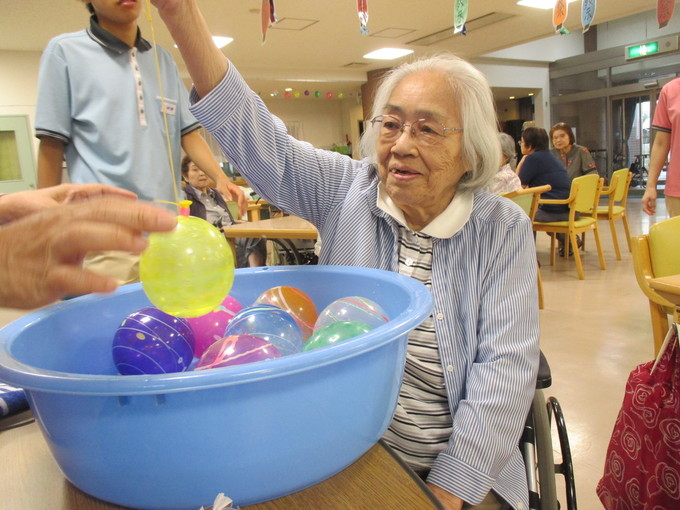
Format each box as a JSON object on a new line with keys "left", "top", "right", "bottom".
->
{"left": 597, "top": 326, "right": 680, "bottom": 509}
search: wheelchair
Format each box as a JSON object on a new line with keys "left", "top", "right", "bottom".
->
{"left": 521, "top": 352, "right": 577, "bottom": 510}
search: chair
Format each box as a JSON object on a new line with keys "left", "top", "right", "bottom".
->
{"left": 503, "top": 185, "right": 551, "bottom": 309}
{"left": 596, "top": 168, "right": 633, "bottom": 261}
{"left": 631, "top": 215, "right": 680, "bottom": 355}
{"left": 533, "top": 174, "right": 607, "bottom": 280}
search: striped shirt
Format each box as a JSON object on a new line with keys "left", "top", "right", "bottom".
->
{"left": 383, "top": 226, "right": 453, "bottom": 471}
{"left": 189, "top": 63, "right": 540, "bottom": 510}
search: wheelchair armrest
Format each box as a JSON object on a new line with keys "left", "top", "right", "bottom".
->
{"left": 537, "top": 351, "right": 552, "bottom": 389}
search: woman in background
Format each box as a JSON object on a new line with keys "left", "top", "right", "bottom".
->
{"left": 486, "top": 132, "right": 522, "bottom": 195}
{"left": 550, "top": 122, "right": 598, "bottom": 180}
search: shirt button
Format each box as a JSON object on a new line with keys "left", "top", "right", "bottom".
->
{"left": 446, "top": 365, "right": 454, "bottom": 372}
{"left": 435, "top": 312, "right": 444, "bottom": 320}
{"left": 517, "top": 504, "right": 524, "bottom": 510}
{"left": 405, "top": 257, "right": 414, "bottom": 266}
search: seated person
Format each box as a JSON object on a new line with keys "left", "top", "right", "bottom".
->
{"left": 549, "top": 122, "right": 598, "bottom": 180}
{"left": 517, "top": 127, "right": 573, "bottom": 254}
{"left": 486, "top": 132, "right": 522, "bottom": 195}
{"left": 181, "top": 156, "right": 266, "bottom": 267}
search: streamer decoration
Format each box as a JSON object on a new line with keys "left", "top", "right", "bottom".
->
{"left": 453, "top": 0, "right": 469, "bottom": 35}
{"left": 657, "top": 0, "right": 675, "bottom": 29}
{"left": 261, "top": 0, "right": 278, "bottom": 44}
{"left": 581, "top": 0, "right": 596, "bottom": 33}
{"left": 358, "top": 0, "right": 369, "bottom": 35}
{"left": 553, "top": 0, "right": 570, "bottom": 34}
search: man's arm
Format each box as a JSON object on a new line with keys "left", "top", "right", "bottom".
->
{"left": 642, "top": 130, "right": 671, "bottom": 215}
{"left": 181, "top": 130, "right": 247, "bottom": 215}
{"left": 152, "top": 0, "right": 228, "bottom": 99}
{"left": 37, "top": 137, "right": 66, "bottom": 189}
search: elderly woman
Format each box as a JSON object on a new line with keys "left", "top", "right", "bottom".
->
{"left": 550, "top": 122, "right": 598, "bottom": 180}
{"left": 153, "top": 2, "right": 539, "bottom": 509}
{"left": 486, "top": 132, "right": 522, "bottom": 195}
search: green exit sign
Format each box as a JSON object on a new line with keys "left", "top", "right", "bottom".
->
{"left": 626, "top": 42, "right": 660, "bottom": 59}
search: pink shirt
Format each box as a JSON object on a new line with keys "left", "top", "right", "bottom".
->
{"left": 652, "top": 78, "right": 680, "bottom": 197}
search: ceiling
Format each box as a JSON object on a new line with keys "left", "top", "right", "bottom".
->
{"left": 1, "top": 0, "right": 661, "bottom": 101}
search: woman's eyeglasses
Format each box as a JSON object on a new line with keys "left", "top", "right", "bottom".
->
{"left": 370, "top": 114, "right": 463, "bottom": 146}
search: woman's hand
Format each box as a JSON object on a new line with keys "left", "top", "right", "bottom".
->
{"left": 426, "top": 483, "right": 464, "bottom": 510}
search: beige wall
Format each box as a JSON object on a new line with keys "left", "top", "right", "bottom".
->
{"left": 0, "top": 48, "right": 365, "bottom": 173}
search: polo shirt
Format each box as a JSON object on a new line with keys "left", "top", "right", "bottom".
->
{"left": 518, "top": 150, "right": 571, "bottom": 213}
{"left": 35, "top": 16, "right": 200, "bottom": 203}
{"left": 652, "top": 77, "right": 680, "bottom": 197}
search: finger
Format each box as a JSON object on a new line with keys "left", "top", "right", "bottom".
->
{"left": 46, "top": 265, "right": 119, "bottom": 300}
{"left": 51, "top": 223, "right": 151, "bottom": 261}
{"left": 57, "top": 197, "right": 177, "bottom": 232}
{"left": 64, "top": 184, "right": 138, "bottom": 204}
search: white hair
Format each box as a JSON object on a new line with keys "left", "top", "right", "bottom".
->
{"left": 359, "top": 54, "right": 500, "bottom": 192}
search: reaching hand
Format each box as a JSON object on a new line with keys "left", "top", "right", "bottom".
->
{"left": 0, "top": 183, "right": 137, "bottom": 224}
{"left": 0, "top": 196, "right": 176, "bottom": 309}
{"left": 216, "top": 180, "right": 248, "bottom": 217}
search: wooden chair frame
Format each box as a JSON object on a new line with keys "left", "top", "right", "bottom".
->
{"left": 597, "top": 169, "right": 633, "bottom": 261}
{"left": 533, "top": 174, "right": 607, "bottom": 280}
{"left": 504, "top": 185, "right": 551, "bottom": 309}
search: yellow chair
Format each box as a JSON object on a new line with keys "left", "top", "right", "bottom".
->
{"left": 631, "top": 215, "right": 680, "bottom": 355}
{"left": 533, "top": 174, "right": 607, "bottom": 280}
{"left": 596, "top": 168, "right": 633, "bottom": 261}
{"left": 504, "top": 185, "right": 551, "bottom": 309}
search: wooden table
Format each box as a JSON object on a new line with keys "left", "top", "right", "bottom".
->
{"left": 649, "top": 274, "right": 680, "bottom": 322}
{"left": 0, "top": 418, "right": 442, "bottom": 510}
{"left": 223, "top": 216, "right": 318, "bottom": 265}
{"left": 223, "top": 216, "right": 317, "bottom": 241}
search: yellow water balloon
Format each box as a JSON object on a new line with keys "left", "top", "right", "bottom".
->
{"left": 140, "top": 201, "right": 235, "bottom": 318}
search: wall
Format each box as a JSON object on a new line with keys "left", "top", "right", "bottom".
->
{"left": 0, "top": 50, "right": 41, "bottom": 145}
{"left": 263, "top": 94, "right": 364, "bottom": 153}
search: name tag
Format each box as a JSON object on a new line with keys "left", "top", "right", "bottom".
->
{"left": 158, "top": 96, "right": 177, "bottom": 115}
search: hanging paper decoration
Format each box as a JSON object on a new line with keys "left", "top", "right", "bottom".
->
{"left": 326, "top": 92, "right": 333, "bottom": 99}
{"left": 658, "top": 0, "right": 675, "bottom": 28}
{"left": 553, "top": 0, "right": 570, "bottom": 34}
{"left": 314, "top": 91, "right": 321, "bottom": 97}
{"left": 304, "top": 90, "right": 310, "bottom": 96}
{"left": 293, "top": 91, "right": 300, "bottom": 98}
{"left": 357, "top": 0, "right": 369, "bottom": 35}
{"left": 581, "top": 0, "right": 596, "bottom": 33}
{"left": 261, "top": 0, "right": 278, "bottom": 44}
{"left": 453, "top": 0, "right": 469, "bottom": 35}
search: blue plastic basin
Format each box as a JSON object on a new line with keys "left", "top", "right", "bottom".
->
{"left": 0, "top": 265, "right": 431, "bottom": 510}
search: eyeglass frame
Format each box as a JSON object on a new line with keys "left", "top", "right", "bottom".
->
{"left": 369, "top": 114, "right": 463, "bottom": 145}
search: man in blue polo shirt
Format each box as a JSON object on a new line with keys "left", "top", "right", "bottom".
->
{"left": 35, "top": 0, "right": 245, "bottom": 283}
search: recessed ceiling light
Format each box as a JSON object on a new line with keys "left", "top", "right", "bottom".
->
{"left": 517, "top": 0, "right": 576, "bottom": 9}
{"left": 528, "top": 93, "right": 535, "bottom": 96}
{"left": 212, "top": 36, "right": 234, "bottom": 48}
{"left": 363, "top": 48, "right": 414, "bottom": 60}
{"left": 509, "top": 96, "right": 515, "bottom": 100}
{"left": 175, "top": 36, "right": 233, "bottom": 50}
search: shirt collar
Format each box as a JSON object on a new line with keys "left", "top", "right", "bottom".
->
{"left": 376, "top": 182, "right": 473, "bottom": 238}
{"left": 87, "top": 14, "right": 152, "bottom": 54}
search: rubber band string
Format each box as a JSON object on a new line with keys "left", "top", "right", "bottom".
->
{"left": 144, "top": 0, "right": 180, "bottom": 211}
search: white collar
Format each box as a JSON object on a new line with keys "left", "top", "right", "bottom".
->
{"left": 376, "top": 182, "right": 473, "bottom": 238}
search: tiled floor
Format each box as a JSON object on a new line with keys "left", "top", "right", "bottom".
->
{"left": 536, "top": 196, "right": 668, "bottom": 509}
{"left": 0, "top": 195, "right": 670, "bottom": 509}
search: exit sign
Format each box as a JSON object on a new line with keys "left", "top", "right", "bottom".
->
{"left": 625, "top": 36, "right": 679, "bottom": 60}
{"left": 627, "top": 42, "right": 659, "bottom": 59}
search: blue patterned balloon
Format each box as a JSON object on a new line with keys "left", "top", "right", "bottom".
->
{"left": 314, "top": 296, "right": 389, "bottom": 331}
{"left": 112, "top": 307, "right": 195, "bottom": 375}
{"left": 224, "top": 304, "right": 303, "bottom": 356}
